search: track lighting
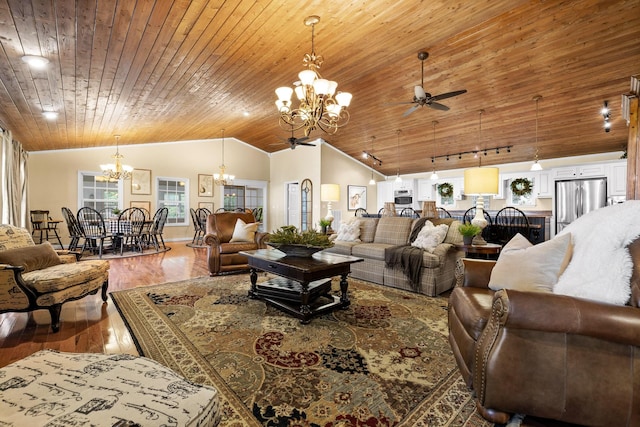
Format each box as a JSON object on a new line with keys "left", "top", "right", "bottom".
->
{"left": 428, "top": 145, "right": 513, "bottom": 163}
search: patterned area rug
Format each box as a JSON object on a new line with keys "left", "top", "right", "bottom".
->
{"left": 111, "top": 274, "right": 493, "bottom": 427}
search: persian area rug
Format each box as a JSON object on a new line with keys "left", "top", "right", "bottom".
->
{"left": 111, "top": 274, "right": 493, "bottom": 427}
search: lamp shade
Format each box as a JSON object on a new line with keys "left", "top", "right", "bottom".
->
{"left": 320, "top": 184, "right": 340, "bottom": 202}
{"left": 464, "top": 167, "right": 499, "bottom": 195}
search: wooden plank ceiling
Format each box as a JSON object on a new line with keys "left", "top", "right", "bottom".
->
{"left": 0, "top": 0, "right": 638, "bottom": 176}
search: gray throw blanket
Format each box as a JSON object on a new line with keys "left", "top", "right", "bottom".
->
{"left": 385, "top": 217, "right": 430, "bottom": 292}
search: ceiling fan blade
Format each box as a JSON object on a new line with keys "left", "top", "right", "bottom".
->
{"left": 432, "top": 89, "right": 467, "bottom": 101}
{"left": 414, "top": 85, "right": 426, "bottom": 100}
{"left": 296, "top": 136, "right": 310, "bottom": 142}
{"left": 403, "top": 104, "right": 420, "bottom": 117}
{"left": 427, "top": 102, "right": 450, "bottom": 111}
{"left": 296, "top": 142, "right": 316, "bottom": 147}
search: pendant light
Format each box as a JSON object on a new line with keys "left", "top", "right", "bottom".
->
{"left": 368, "top": 136, "right": 376, "bottom": 185}
{"left": 394, "top": 130, "right": 402, "bottom": 183}
{"left": 430, "top": 121, "right": 439, "bottom": 180}
{"left": 530, "top": 95, "right": 543, "bottom": 171}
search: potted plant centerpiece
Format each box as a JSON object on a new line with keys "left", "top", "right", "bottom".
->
{"left": 458, "top": 223, "right": 482, "bottom": 246}
{"left": 268, "top": 225, "right": 334, "bottom": 257}
{"left": 319, "top": 218, "right": 332, "bottom": 235}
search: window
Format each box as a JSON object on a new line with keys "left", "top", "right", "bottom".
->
{"left": 157, "top": 177, "right": 189, "bottom": 226}
{"left": 78, "top": 172, "right": 123, "bottom": 212}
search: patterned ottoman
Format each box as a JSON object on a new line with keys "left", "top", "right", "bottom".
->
{"left": 0, "top": 349, "right": 220, "bottom": 426}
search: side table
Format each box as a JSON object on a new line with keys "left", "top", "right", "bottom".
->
{"left": 454, "top": 243, "right": 502, "bottom": 287}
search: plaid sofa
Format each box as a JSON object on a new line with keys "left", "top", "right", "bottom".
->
{"left": 325, "top": 217, "right": 463, "bottom": 296}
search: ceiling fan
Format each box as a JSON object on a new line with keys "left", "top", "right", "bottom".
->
{"left": 277, "top": 128, "right": 316, "bottom": 150}
{"left": 393, "top": 51, "right": 467, "bottom": 117}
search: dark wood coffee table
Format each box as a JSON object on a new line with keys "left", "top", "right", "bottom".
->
{"left": 240, "top": 249, "right": 363, "bottom": 323}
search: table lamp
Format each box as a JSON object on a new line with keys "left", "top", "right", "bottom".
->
{"left": 320, "top": 184, "right": 340, "bottom": 231}
{"left": 463, "top": 167, "right": 499, "bottom": 245}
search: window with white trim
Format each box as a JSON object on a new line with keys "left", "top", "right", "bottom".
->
{"left": 156, "top": 177, "right": 189, "bottom": 226}
{"left": 78, "top": 172, "right": 123, "bottom": 212}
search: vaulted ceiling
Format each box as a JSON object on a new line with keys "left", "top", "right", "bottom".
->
{"left": 0, "top": 0, "right": 638, "bottom": 176}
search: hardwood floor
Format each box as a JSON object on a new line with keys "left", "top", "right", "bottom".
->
{"left": 0, "top": 243, "right": 209, "bottom": 368}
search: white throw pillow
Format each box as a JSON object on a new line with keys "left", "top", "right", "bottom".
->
{"left": 335, "top": 220, "right": 361, "bottom": 242}
{"left": 229, "top": 218, "right": 259, "bottom": 242}
{"left": 411, "top": 222, "right": 449, "bottom": 253}
{"left": 554, "top": 200, "right": 640, "bottom": 305}
{"left": 488, "top": 233, "right": 573, "bottom": 293}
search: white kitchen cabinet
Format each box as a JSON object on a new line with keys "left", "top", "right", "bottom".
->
{"left": 377, "top": 181, "right": 394, "bottom": 212}
{"left": 452, "top": 177, "right": 464, "bottom": 200}
{"left": 392, "top": 178, "right": 415, "bottom": 192}
{"left": 534, "top": 171, "right": 552, "bottom": 198}
{"left": 608, "top": 161, "right": 627, "bottom": 196}
{"left": 553, "top": 164, "right": 606, "bottom": 179}
{"left": 416, "top": 179, "right": 433, "bottom": 201}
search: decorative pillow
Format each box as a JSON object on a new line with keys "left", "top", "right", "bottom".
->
{"left": 554, "top": 200, "right": 640, "bottom": 305}
{"left": 335, "top": 220, "right": 361, "bottom": 242}
{"left": 488, "top": 233, "right": 573, "bottom": 293}
{"left": 411, "top": 222, "right": 449, "bottom": 253}
{"left": 229, "top": 218, "right": 259, "bottom": 243}
{"left": 0, "top": 242, "right": 62, "bottom": 273}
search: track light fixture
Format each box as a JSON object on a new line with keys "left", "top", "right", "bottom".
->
{"left": 431, "top": 145, "right": 513, "bottom": 162}
{"left": 602, "top": 100, "right": 611, "bottom": 132}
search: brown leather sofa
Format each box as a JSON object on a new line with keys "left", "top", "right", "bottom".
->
{"left": 204, "top": 211, "right": 269, "bottom": 276}
{"left": 447, "top": 238, "right": 640, "bottom": 426}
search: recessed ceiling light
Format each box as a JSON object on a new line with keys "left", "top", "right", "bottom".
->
{"left": 22, "top": 55, "right": 49, "bottom": 69}
{"left": 243, "top": 110, "right": 250, "bottom": 117}
{"left": 43, "top": 111, "right": 58, "bottom": 120}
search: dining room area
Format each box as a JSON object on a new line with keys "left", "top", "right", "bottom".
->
{"left": 53, "top": 206, "right": 170, "bottom": 259}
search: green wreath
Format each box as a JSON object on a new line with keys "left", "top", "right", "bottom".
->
{"left": 510, "top": 178, "right": 533, "bottom": 196}
{"left": 438, "top": 182, "right": 454, "bottom": 198}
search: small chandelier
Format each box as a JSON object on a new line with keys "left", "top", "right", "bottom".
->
{"left": 214, "top": 129, "right": 234, "bottom": 186}
{"left": 275, "top": 15, "right": 352, "bottom": 138}
{"left": 100, "top": 135, "right": 133, "bottom": 180}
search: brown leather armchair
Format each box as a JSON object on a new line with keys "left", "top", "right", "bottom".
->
{"left": 448, "top": 238, "right": 640, "bottom": 426}
{"left": 203, "top": 211, "right": 269, "bottom": 276}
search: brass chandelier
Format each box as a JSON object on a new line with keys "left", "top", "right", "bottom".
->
{"left": 275, "top": 15, "right": 352, "bottom": 137}
{"left": 100, "top": 135, "right": 133, "bottom": 180}
{"left": 214, "top": 129, "right": 234, "bottom": 186}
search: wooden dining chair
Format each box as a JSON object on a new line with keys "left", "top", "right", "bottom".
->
{"left": 399, "top": 207, "right": 419, "bottom": 218}
{"left": 436, "top": 207, "right": 452, "bottom": 218}
{"left": 29, "top": 210, "right": 63, "bottom": 247}
{"left": 61, "top": 207, "right": 83, "bottom": 251}
{"left": 116, "top": 207, "right": 147, "bottom": 255}
{"left": 76, "top": 207, "right": 113, "bottom": 258}
{"left": 494, "top": 206, "right": 530, "bottom": 244}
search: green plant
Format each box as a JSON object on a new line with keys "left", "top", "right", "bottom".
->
{"left": 112, "top": 208, "right": 121, "bottom": 215}
{"left": 319, "top": 218, "right": 332, "bottom": 228}
{"left": 458, "top": 223, "right": 482, "bottom": 237}
{"left": 268, "top": 225, "right": 334, "bottom": 248}
{"left": 510, "top": 177, "right": 533, "bottom": 196}
{"left": 438, "top": 182, "right": 454, "bottom": 198}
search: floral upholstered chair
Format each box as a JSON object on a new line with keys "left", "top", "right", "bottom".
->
{"left": 0, "top": 224, "right": 109, "bottom": 332}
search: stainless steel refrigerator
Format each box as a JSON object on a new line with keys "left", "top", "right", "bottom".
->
{"left": 555, "top": 177, "right": 607, "bottom": 233}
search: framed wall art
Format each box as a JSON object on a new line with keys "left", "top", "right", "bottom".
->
{"left": 198, "top": 174, "right": 214, "bottom": 197}
{"left": 130, "top": 200, "right": 151, "bottom": 215}
{"left": 131, "top": 169, "right": 152, "bottom": 195}
{"left": 198, "top": 202, "right": 214, "bottom": 212}
{"left": 347, "top": 185, "right": 367, "bottom": 211}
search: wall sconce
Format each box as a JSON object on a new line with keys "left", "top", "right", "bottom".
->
{"left": 602, "top": 101, "right": 611, "bottom": 132}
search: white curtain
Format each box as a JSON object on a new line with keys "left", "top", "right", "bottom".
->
{"left": 1, "top": 129, "right": 29, "bottom": 227}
